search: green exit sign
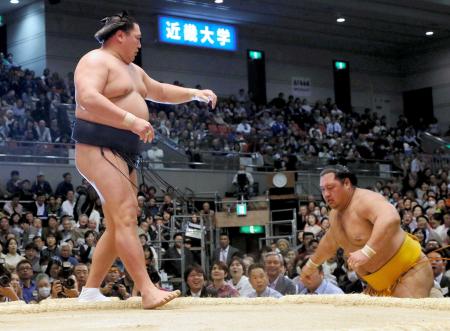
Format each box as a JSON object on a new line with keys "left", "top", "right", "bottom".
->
{"left": 335, "top": 61, "right": 347, "bottom": 70}
{"left": 240, "top": 226, "right": 264, "bottom": 234}
{"left": 0, "top": 16, "right": 3, "bottom": 26}
{"left": 249, "top": 50, "right": 262, "bottom": 60}
{"left": 446, "top": 144, "right": 450, "bottom": 149}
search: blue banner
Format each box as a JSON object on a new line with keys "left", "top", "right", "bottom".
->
{"left": 158, "top": 16, "right": 237, "bottom": 51}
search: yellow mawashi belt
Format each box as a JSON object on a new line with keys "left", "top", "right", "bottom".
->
{"left": 362, "top": 233, "right": 421, "bottom": 293}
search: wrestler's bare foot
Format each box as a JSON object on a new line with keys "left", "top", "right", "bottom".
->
{"left": 142, "top": 288, "right": 181, "bottom": 309}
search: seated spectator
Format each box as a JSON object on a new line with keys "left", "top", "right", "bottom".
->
{"left": 264, "top": 252, "right": 296, "bottom": 295}
{"left": 40, "top": 233, "right": 60, "bottom": 263}
{"left": 162, "top": 233, "right": 194, "bottom": 279}
{"left": 247, "top": 263, "right": 282, "bottom": 298}
{"left": 55, "top": 173, "right": 74, "bottom": 199}
{"left": 276, "top": 239, "right": 291, "bottom": 257}
{"left": 206, "top": 261, "right": 239, "bottom": 298}
{"left": 46, "top": 195, "right": 62, "bottom": 217}
{"left": 45, "top": 258, "right": 62, "bottom": 282}
{"left": 100, "top": 265, "right": 130, "bottom": 300}
{"left": 3, "top": 193, "right": 23, "bottom": 216}
{"left": 50, "top": 267, "right": 79, "bottom": 299}
{"left": 4, "top": 238, "right": 25, "bottom": 273}
{"left": 36, "top": 120, "right": 52, "bottom": 142}
{"left": 184, "top": 264, "right": 217, "bottom": 298}
{"left": 298, "top": 259, "right": 344, "bottom": 295}
{"left": 16, "top": 260, "right": 37, "bottom": 303}
{"left": 427, "top": 250, "right": 449, "bottom": 297}
{"left": 304, "top": 214, "right": 322, "bottom": 237}
{"left": 35, "top": 273, "right": 52, "bottom": 302}
{"left": 145, "top": 142, "right": 164, "bottom": 169}
{"left": 24, "top": 243, "right": 40, "bottom": 275}
{"left": 56, "top": 242, "right": 78, "bottom": 266}
{"left": 29, "top": 191, "right": 48, "bottom": 221}
{"left": 42, "top": 215, "right": 62, "bottom": 242}
{"left": 61, "top": 190, "right": 75, "bottom": 218}
{"left": 31, "top": 173, "right": 53, "bottom": 196}
{"left": 79, "top": 230, "right": 96, "bottom": 264}
{"left": 6, "top": 170, "right": 21, "bottom": 196}
{"left": 227, "top": 256, "right": 253, "bottom": 297}
{"left": 73, "top": 263, "right": 89, "bottom": 292}
{"left": 0, "top": 263, "right": 20, "bottom": 302}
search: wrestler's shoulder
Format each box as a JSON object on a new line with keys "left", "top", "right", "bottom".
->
{"left": 77, "top": 49, "right": 114, "bottom": 66}
{"left": 355, "top": 187, "right": 384, "bottom": 201}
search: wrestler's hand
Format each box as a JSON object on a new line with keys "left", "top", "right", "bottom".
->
{"left": 300, "top": 263, "right": 316, "bottom": 282}
{"left": 131, "top": 117, "right": 155, "bottom": 143}
{"left": 192, "top": 89, "right": 217, "bottom": 109}
{"left": 347, "top": 249, "right": 371, "bottom": 269}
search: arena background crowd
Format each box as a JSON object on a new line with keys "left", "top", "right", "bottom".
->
{"left": 0, "top": 52, "right": 449, "bottom": 303}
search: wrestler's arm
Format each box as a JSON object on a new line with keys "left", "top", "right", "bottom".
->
{"left": 75, "top": 54, "right": 152, "bottom": 141}
{"left": 362, "top": 194, "right": 401, "bottom": 253}
{"left": 308, "top": 227, "right": 340, "bottom": 265}
{"left": 140, "top": 68, "right": 217, "bottom": 108}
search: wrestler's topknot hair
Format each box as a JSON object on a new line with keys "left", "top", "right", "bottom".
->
{"left": 94, "top": 10, "right": 137, "bottom": 44}
{"left": 320, "top": 165, "right": 358, "bottom": 186}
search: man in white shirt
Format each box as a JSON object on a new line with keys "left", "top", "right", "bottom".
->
{"left": 427, "top": 251, "right": 449, "bottom": 297}
{"left": 299, "top": 259, "right": 344, "bottom": 295}
{"left": 61, "top": 190, "right": 75, "bottom": 217}
{"left": 36, "top": 120, "right": 52, "bottom": 143}
{"left": 145, "top": 143, "right": 164, "bottom": 169}
{"left": 247, "top": 263, "right": 282, "bottom": 298}
{"left": 236, "top": 119, "right": 251, "bottom": 135}
{"left": 436, "top": 213, "right": 450, "bottom": 244}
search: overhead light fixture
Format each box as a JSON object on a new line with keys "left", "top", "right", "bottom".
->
{"left": 215, "top": 0, "right": 223, "bottom": 3}
{"left": 10, "top": 0, "right": 20, "bottom": 4}
{"left": 336, "top": 17, "right": 346, "bottom": 23}
{"left": 425, "top": 31, "right": 434, "bottom": 36}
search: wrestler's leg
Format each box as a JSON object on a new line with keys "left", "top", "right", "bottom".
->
{"left": 391, "top": 255, "right": 434, "bottom": 298}
{"left": 84, "top": 208, "right": 117, "bottom": 288}
{"left": 75, "top": 144, "right": 179, "bottom": 308}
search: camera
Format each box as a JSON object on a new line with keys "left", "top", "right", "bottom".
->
{"left": 112, "top": 283, "right": 119, "bottom": 292}
{"left": 0, "top": 275, "right": 10, "bottom": 287}
{"left": 58, "top": 262, "right": 75, "bottom": 289}
{"left": 0, "top": 260, "right": 11, "bottom": 287}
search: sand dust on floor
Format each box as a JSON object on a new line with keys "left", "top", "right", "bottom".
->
{"left": 1, "top": 295, "right": 450, "bottom": 331}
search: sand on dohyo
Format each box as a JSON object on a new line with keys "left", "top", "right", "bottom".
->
{"left": 1, "top": 294, "right": 450, "bottom": 331}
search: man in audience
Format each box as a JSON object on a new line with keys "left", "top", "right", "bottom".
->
{"left": 74, "top": 263, "right": 89, "bottom": 292}
{"left": 24, "top": 243, "right": 41, "bottom": 274}
{"left": 298, "top": 259, "right": 344, "bottom": 295}
{"left": 61, "top": 190, "right": 76, "bottom": 217}
{"left": 427, "top": 250, "right": 450, "bottom": 297}
{"left": 17, "top": 260, "right": 37, "bottom": 303}
{"left": 247, "top": 263, "right": 282, "bottom": 298}
{"left": 264, "top": 252, "right": 296, "bottom": 295}
{"left": 31, "top": 173, "right": 53, "bottom": 196}
{"left": 213, "top": 233, "right": 241, "bottom": 266}
{"left": 55, "top": 172, "right": 74, "bottom": 198}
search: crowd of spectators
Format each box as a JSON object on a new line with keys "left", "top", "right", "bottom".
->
{"left": 1, "top": 155, "right": 450, "bottom": 303}
{"left": 3, "top": 51, "right": 450, "bottom": 172}
{"left": 148, "top": 87, "right": 449, "bottom": 170}
{"left": 0, "top": 52, "right": 73, "bottom": 144}
{"left": 0, "top": 54, "right": 449, "bottom": 303}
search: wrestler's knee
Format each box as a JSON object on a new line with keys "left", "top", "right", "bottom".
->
{"left": 113, "top": 200, "right": 138, "bottom": 228}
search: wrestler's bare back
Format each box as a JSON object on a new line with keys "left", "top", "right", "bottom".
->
{"left": 328, "top": 188, "right": 405, "bottom": 275}
{"left": 74, "top": 49, "right": 149, "bottom": 123}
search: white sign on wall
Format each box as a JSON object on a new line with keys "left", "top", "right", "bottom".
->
{"left": 292, "top": 77, "right": 311, "bottom": 97}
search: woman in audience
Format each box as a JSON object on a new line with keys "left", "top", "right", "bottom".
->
{"left": 227, "top": 257, "right": 253, "bottom": 297}
{"left": 79, "top": 230, "right": 97, "bottom": 264}
{"left": 4, "top": 238, "right": 24, "bottom": 272}
{"left": 207, "top": 261, "right": 239, "bottom": 298}
{"left": 304, "top": 214, "right": 322, "bottom": 237}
